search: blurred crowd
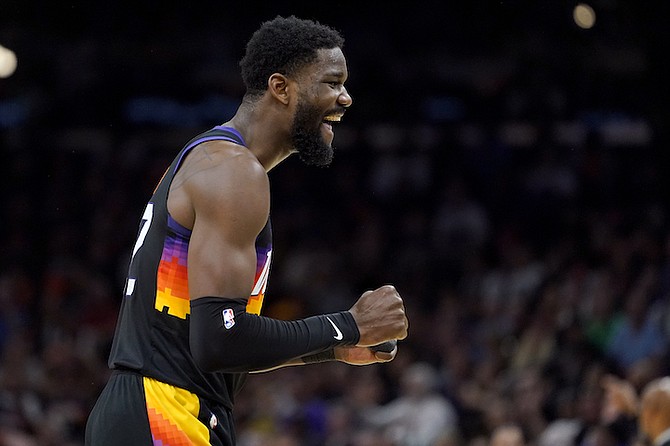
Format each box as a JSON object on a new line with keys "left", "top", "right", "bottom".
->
{"left": 1, "top": 1, "right": 669, "bottom": 445}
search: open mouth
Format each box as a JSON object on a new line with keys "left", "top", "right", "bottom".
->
{"left": 323, "top": 114, "right": 343, "bottom": 123}
{"left": 322, "top": 114, "right": 343, "bottom": 132}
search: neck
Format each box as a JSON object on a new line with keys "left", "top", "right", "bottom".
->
{"left": 224, "top": 97, "right": 294, "bottom": 172}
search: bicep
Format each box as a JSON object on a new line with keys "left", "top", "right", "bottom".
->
{"left": 186, "top": 158, "right": 270, "bottom": 300}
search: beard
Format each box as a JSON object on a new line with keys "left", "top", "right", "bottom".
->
{"left": 290, "top": 99, "right": 335, "bottom": 167}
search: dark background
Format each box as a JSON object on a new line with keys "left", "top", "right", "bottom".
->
{"left": 1, "top": 1, "right": 670, "bottom": 445}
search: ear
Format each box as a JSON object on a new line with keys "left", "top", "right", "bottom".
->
{"left": 267, "top": 73, "right": 292, "bottom": 105}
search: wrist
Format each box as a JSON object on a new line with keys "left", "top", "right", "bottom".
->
{"left": 301, "top": 349, "right": 335, "bottom": 364}
{"left": 321, "top": 311, "right": 360, "bottom": 346}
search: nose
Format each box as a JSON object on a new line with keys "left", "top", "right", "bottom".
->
{"left": 338, "top": 87, "right": 353, "bottom": 108}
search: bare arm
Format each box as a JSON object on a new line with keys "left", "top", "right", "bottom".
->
{"left": 175, "top": 142, "right": 407, "bottom": 373}
{"left": 182, "top": 144, "right": 270, "bottom": 301}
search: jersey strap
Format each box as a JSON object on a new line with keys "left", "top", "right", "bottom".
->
{"left": 174, "top": 126, "right": 247, "bottom": 174}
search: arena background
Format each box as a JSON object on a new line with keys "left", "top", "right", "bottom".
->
{"left": 1, "top": 1, "right": 670, "bottom": 445}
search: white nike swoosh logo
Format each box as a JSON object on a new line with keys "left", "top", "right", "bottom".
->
{"left": 326, "top": 316, "right": 344, "bottom": 340}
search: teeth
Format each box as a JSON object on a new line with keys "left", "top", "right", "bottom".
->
{"left": 323, "top": 115, "right": 342, "bottom": 122}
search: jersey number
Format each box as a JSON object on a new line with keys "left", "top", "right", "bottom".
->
{"left": 125, "top": 203, "right": 154, "bottom": 297}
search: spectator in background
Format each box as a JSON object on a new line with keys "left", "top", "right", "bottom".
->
{"left": 364, "top": 362, "right": 459, "bottom": 446}
{"left": 490, "top": 424, "right": 525, "bottom": 446}
{"left": 599, "top": 374, "right": 670, "bottom": 446}
{"left": 639, "top": 377, "right": 670, "bottom": 446}
{"left": 581, "top": 270, "right": 623, "bottom": 354}
{"left": 600, "top": 375, "right": 638, "bottom": 446}
{"left": 605, "top": 267, "right": 667, "bottom": 374}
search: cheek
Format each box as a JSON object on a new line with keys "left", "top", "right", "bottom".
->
{"left": 314, "top": 85, "right": 337, "bottom": 104}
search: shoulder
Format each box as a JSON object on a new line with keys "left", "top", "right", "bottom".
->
{"left": 176, "top": 136, "right": 262, "bottom": 175}
{"left": 171, "top": 139, "right": 270, "bottom": 228}
{"left": 184, "top": 140, "right": 268, "bottom": 191}
{"left": 193, "top": 140, "right": 267, "bottom": 203}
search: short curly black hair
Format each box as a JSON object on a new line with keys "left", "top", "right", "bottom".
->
{"left": 240, "top": 16, "right": 345, "bottom": 96}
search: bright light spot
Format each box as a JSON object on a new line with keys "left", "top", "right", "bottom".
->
{"left": 0, "top": 45, "right": 18, "bottom": 78}
{"left": 574, "top": 3, "right": 596, "bottom": 29}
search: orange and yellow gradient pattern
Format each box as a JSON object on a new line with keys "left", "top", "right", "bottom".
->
{"left": 155, "top": 228, "right": 190, "bottom": 318}
{"left": 144, "top": 377, "right": 210, "bottom": 445}
{"left": 154, "top": 224, "right": 272, "bottom": 319}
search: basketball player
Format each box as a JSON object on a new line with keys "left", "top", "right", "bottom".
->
{"left": 85, "top": 16, "right": 409, "bottom": 446}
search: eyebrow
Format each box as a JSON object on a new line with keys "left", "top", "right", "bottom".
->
{"left": 323, "top": 69, "right": 346, "bottom": 79}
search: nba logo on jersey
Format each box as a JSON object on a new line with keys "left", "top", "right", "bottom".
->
{"left": 222, "top": 309, "right": 235, "bottom": 329}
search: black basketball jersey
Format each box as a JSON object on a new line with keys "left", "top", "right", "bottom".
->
{"left": 108, "top": 126, "right": 273, "bottom": 408}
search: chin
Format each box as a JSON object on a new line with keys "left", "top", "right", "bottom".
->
{"left": 298, "top": 147, "right": 334, "bottom": 167}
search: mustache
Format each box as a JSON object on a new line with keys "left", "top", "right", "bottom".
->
{"left": 324, "top": 107, "right": 347, "bottom": 117}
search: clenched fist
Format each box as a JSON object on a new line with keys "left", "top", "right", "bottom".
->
{"left": 348, "top": 285, "right": 408, "bottom": 347}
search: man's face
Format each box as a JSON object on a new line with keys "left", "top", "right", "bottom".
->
{"left": 290, "top": 47, "right": 352, "bottom": 167}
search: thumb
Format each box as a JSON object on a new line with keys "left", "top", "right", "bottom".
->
{"left": 373, "top": 349, "right": 396, "bottom": 362}
{"left": 371, "top": 340, "right": 398, "bottom": 362}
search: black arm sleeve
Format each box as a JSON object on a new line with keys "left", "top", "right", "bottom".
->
{"left": 189, "top": 297, "right": 360, "bottom": 373}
